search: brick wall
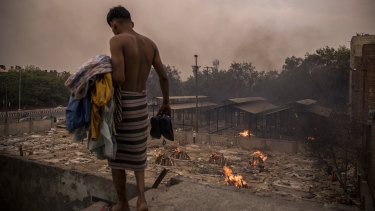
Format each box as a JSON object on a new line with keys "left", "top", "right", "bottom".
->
{"left": 362, "top": 44, "right": 375, "bottom": 203}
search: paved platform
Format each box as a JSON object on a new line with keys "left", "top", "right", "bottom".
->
{"left": 128, "top": 176, "right": 358, "bottom": 211}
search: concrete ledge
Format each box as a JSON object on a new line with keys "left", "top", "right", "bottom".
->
{"left": 0, "top": 154, "right": 145, "bottom": 211}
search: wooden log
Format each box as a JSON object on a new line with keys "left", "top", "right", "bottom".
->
{"left": 152, "top": 168, "right": 169, "bottom": 189}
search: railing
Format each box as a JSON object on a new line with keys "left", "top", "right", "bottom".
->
{"left": 0, "top": 107, "right": 66, "bottom": 123}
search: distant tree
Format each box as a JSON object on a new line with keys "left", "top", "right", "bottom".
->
{"left": 146, "top": 65, "right": 182, "bottom": 100}
{"left": 0, "top": 65, "right": 70, "bottom": 110}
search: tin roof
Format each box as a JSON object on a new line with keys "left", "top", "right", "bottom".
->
{"left": 233, "top": 101, "right": 277, "bottom": 114}
{"left": 170, "top": 102, "right": 217, "bottom": 110}
{"left": 156, "top": 96, "right": 208, "bottom": 100}
{"left": 227, "top": 97, "right": 266, "bottom": 104}
{"left": 306, "top": 104, "right": 332, "bottom": 117}
{"left": 295, "top": 99, "right": 317, "bottom": 105}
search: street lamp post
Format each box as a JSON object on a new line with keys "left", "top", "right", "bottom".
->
{"left": 18, "top": 68, "right": 21, "bottom": 111}
{"left": 192, "top": 55, "right": 200, "bottom": 133}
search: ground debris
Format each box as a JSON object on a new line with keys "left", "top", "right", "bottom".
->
{"left": 0, "top": 129, "right": 359, "bottom": 208}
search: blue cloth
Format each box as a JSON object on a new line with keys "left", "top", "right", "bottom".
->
{"left": 66, "top": 94, "right": 91, "bottom": 131}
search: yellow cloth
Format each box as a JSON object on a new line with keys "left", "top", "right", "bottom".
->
{"left": 90, "top": 73, "right": 113, "bottom": 140}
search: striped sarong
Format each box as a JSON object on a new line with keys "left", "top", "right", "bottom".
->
{"left": 108, "top": 90, "right": 148, "bottom": 171}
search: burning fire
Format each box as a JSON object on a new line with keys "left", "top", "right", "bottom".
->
{"left": 307, "top": 136, "right": 316, "bottom": 141}
{"left": 239, "top": 130, "right": 255, "bottom": 137}
{"left": 223, "top": 166, "right": 248, "bottom": 188}
{"left": 253, "top": 150, "right": 268, "bottom": 162}
{"left": 250, "top": 150, "right": 268, "bottom": 167}
{"left": 156, "top": 150, "right": 162, "bottom": 158}
{"left": 211, "top": 152, "right": 221, "bottom": 158}
{"left": 175, "top": 146, "right": 181, "bottom": 153}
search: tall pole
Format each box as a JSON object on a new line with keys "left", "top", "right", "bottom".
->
{"left": 193, "top": 55, "right": 200, "bottom": 133}
{"left": 5, "top": 84, "right": 8, "bottom": 123}
{"left": 204, "top": 66, "right": 210, "bottom": 81}
{"left": 18, "top": 68, "right": 21, "bottom": 111}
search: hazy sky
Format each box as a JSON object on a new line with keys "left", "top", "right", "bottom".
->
{"left": 0, "top": 0, "right": 374, "bottom": 79}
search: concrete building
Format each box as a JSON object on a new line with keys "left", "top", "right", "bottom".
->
{"left": 349, "top": 34, "right": 375, "bottom": 203}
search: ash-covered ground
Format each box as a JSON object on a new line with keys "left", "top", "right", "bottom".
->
{"left": 0, "top": 127, "right": 356, "bottom": 208}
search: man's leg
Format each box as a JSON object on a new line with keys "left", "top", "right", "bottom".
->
{"left": 111, "top": 169, "right": 130, "bottom": 211}
{"left": 135, "top": 170, "right": 148, "bottom": 211}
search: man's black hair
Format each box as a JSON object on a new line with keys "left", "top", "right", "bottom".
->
{"left": 107, "top": 6, "right": 131, "bottom": 26}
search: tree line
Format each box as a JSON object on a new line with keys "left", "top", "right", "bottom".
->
{"left": 0, "top": 66, "right": 70, "bottom": 110}
{"left": 0, "top": 45, "right": 350, "bottom": 110}
{"left": 148, "top": 46, "right": 350, "bottom": 109}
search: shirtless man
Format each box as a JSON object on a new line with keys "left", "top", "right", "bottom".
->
{"left": 106, "top": 6, "right": 171, "bottom": 211}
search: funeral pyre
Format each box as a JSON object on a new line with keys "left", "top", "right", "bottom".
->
{"left": 155, "top": 150, "right": 175, "bottom": 166}
{"left": 238, "top": 130, "right": 255, "bottom": 137}
{"left": 154, "top": 146, "right": 190, "bottom": 166}
{"left": 208, "top": 152, "right": 227, "bottom": 166}
{"left": 223, "top": 166, "right": 248, "bottom": 189}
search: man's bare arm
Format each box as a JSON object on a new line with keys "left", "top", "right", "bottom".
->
{"left": 110, "top": 36, "right": 125, "bottom": 86}
{"left": 152, "top": 44, "right": 170, "bottom": 115}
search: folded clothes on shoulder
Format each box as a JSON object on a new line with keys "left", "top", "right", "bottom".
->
{"left": 65, "top": 54, "right": 112, "bottom": 100}
{"left": 65, "top": 54, "right": 118, "bottom": 160}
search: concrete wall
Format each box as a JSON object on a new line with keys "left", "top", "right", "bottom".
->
{"left": 363, "top": 44, "right": 375, "bottom": 204}
{"left": 0, "top": 119, "right": 53, "bottom": 136}
{"left": 350, "top": 36, "right": 375, "bottom": 204}
{"left": 175, "top": 131, "right": 306, "bottom": 154}
{"left": 0, "top": 154, "right": 142, "bottom": 211}
{"left": 350, "top": 35, "right": 375, "bottom": 69}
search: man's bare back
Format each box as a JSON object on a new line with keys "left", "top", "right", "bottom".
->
{"left": 109, "top": 11, "right": 170, "bottom": 114}
{"left": 111, "top": 32, "right": 156, "bottom": 92}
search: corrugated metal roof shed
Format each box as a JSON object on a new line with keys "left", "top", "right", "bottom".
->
{"left": 306, "top": 104, "right": 332, "bottom": 117}
{"left": 265, "top": 106, "right": 291, "bottom": 115}
{"left": 156, "top": 96, "right": 207, "bottom": 100}
{"left": 228, "top": 97, "right": 266, "bottom": 104}
{"left": 295, "top": 99, "right": 317, "bottom": 105}
{"left": 170, "top": 102, "right": 217, "bottom": 110}
{"left": 233, "top": 101, "right": 277, "bottom": 114}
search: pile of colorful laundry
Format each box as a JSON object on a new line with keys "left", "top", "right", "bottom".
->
{"left": 65, "top": 54, "right": 118, "bottom": 160}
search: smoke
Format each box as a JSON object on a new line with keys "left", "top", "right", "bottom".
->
{"left": 0, "top": 0, "right": 374, "bottom": 79}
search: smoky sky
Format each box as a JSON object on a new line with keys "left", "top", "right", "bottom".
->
{"left": 0, "top": 0, "right": 374, "bottom": 80}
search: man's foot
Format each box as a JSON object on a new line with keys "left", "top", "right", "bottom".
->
{"left": 137, "top": 198, "right": 148, "bottom": 211}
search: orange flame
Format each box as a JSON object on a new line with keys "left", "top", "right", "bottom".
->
{"left": 239, "top": 130, "right": 249, "bottom": 137}
{"left": 307, "top": 136, "right": 316, "bottom": 141}
{"left": 211, "top": 152, "right": 220, "bottom": 158}
{"left": 223, "top": 166, "right": 248, "bottom": 188}
{"left": 251, "top": 159, "right": 258, "bottom": 166}
{"left": 253, "top": 150, "right": 268, "bottom": 162}
{"left": 156, "top": 150, "right": 162, "bottom": 158}
{"left": 239, "top": 130, "right": 255, "bottom": 137}
{"left": 175, "top": 146, "right": 181, "bottom": 153}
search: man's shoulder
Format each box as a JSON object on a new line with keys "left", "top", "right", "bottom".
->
{"left": 111, "top": 33, "right": 156, "bottom": 48}
{"left": 139, "top": 34, "right": 156, "bottom": 48}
